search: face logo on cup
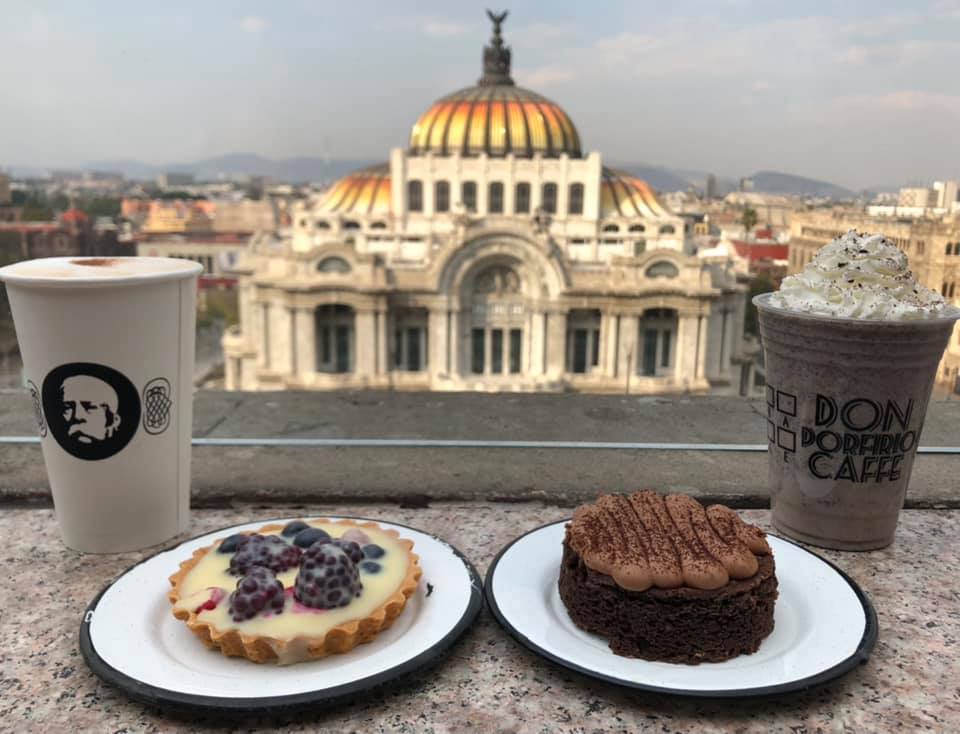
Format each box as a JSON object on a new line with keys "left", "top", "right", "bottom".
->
{"left": 42, "top": 363, "right": 141, "bottom": 461}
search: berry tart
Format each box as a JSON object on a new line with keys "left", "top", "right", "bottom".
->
{"left": 168, "top": 519, "right": 421, "bottom": 664}
{"left": 559, "top": 490, "right": 778, "bottom": 664}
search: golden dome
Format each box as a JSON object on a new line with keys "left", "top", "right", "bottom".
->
{"left": 409, "top": 12, "right": 581, "bottom": 159}
{"left": 409, "top": 86, "right": 581, "bottom": 159}
{"left": 316, "top": 164, "right": 392, "bottom": 216}
{"left": 600, "top": 168, "right": 669, "bottom": 219}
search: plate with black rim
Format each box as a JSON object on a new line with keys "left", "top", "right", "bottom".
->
{"left": 485, "top": 519, "right": 877, "bottom": 698}
{"left": 80, "top": 516, "right": 482, "bottom": 715}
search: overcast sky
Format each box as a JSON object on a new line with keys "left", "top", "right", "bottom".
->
{"left": 2, "top": 1, "right": 960, "bottom": 189}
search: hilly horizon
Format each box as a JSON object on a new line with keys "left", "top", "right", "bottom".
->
{"left": 7, "top": 153, "right": 866, "bottom": 198}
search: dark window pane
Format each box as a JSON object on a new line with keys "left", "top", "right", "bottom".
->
{"left": 642, "top": 329, "right": 658, "bottom": 376}
{"left": 572, "top": 329, "right": 587, "bottom": 373}
{"left": 462, "top": 181, "right": 477, "bottom": 212}
{"left": 568, "top": 183, "right": 584, "bottom": 215}
{"left": 435, "top": 181, "right": 450, "bottom": 212}
{"left": 591, "top": 328, "right": 600, "bottom": 366}
{"left": 661, "top": 329, "right": 672, "bottom": 368}
{"left": 472, "top": 328, "right": 485, "bottom": 374}
{"left": 322, "top": 326, "right": 331, "bottom": 364}
{"left": 542, "top": 183, "right": 557, "bottom": 214}
{"left": 408, "top": 180, "right": 423, "bottom": 212}
{"left": 491, "top": 329, "right": 503, "bottom": 374}
{"left": 394, "top": 328, "right": 402, "bottom": 367}
{"left": 336, "top": 326, "right": 351, "bottom": 373}
{"left": 510, "top": 329, "right": 522, "bottom": 373}
{"left": 515, "top": 182, "right": 530, "bottom": 213}
{"left": 489, "top": 182, "right": 504, "bottom": 213}
{"left": 407, "top": 327, "right": 421, "bottom": 371}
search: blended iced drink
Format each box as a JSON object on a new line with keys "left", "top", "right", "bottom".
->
{"left": 755, "top": 231, "right": 959, "bottom": 550}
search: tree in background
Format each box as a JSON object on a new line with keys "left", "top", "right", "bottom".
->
{"left": 744, "top": 274, "right": 776, "bottom": 336}
{"left": 741, "top": 206, "right": 758, "bottom": 235}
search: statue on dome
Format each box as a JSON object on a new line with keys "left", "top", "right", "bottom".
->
{"left": 480, "top": 10, "right": 513, "bottom": 86}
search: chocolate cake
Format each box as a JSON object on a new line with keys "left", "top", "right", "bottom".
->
{"left": 558, "top": 491, "right": 778, "bottom": 664}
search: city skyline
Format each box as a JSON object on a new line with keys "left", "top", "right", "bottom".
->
{"left": 3, "top": 1, "right": 960, "bottom": 190}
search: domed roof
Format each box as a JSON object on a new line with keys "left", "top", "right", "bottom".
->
{"left": 315, "top": 163, "right": 391, "bottom": 216}
{"left": 408, "top": 12, "right": 581, "bottom": 159}
{"left": 600, "top": 168, "right": 670, "bottom": 219}
{"left": 409, "top": 86, "right": 581, "bottom": 159}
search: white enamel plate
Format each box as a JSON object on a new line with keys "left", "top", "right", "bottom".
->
{"left": 80, "top": 516, "right": 482, "bottom": 714}
{"left": 485, "top": 520, "right": 877, "bottom": 697}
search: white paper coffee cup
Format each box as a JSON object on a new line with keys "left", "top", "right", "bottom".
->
{"left": 0, "top": 256, "right": 203, "bottom": 553}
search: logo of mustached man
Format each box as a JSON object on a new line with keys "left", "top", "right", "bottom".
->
{"left": 42, "top": 363, "right": 141, "bottom": 462}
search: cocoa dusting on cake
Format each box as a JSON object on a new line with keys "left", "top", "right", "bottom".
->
{"left": 566, "top": 490, "right": 770, "bottom": 591}
{"left": 559, "top": 490, "right": 778, "bottom": 664}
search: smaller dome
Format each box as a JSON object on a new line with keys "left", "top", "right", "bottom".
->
{"left": 600, "top": 168, "right": 669, "bottom": 220}
{"left": 316, "top": 164, "right": 391, "bottom": 216}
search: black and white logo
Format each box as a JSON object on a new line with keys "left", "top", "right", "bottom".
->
{"left": 142, "top": 377, "right": 173, "bottom": 435}
{"left": 42, "top": 363, "right": 141, "bottom": 461}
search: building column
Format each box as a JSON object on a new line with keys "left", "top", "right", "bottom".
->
{"left": 618, "top": 314, "right": 639, "bottom": 381}
{"left": 546, "top": 309, "right": 567, "bottom": 377}
{"left": 676, "top": 312, "right": 700, "bottom": 388}
{"left": 295, "top": 307, "right": 314, "bottom": 377}
{"left": 696, "top": 313, "right": 709, "bottom": 382}
{"left": 354, "top": 308, "right": 376, "bottom": 379}
{"left": 269, "top": 303, "right": 293, "bottom": 374}
{"left": 601, "top": 311, "right": 618, "bottom": 376}
{"left": 376, "top": 308, "right": 388, "bottom": 376}
{"left": 528, "top": 310, "right": 546, "bottom": 375}
{"left": 429, "top": 308, "right": 450, "bottom": 379}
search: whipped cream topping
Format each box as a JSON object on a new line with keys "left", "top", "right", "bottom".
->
{"left": 771, "top": 230, "right": 947, "bottom": 320}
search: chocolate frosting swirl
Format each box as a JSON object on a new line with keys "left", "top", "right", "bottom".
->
{"left": 566, "top": 490, "right": 771, "bottom": 591}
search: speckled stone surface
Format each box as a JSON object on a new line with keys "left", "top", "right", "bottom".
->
{"left": 2, "top": 504, "right": 958, "bottom": 733}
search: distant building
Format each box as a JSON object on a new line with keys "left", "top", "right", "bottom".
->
{"left": 157, "top": 172, "right": 195, "bottom": 188}
{"left": 738, "top": 177, "right": 754, "bottom": 193}
{"left": 137, "top": 233, "right": 245, "bottom": 281}
{"left": 141, "top": 200, "right": 214, "bottom": 234}
{"left": 223, "top": 15, "right": 753, "bottom": 394}
{"left": 211, "top": 199, "right": 276, "bottom": 234}
{"left": 898, "top": 187, "right": 937, "bottom": 209}
{"left": 788, "top": 209, "right": 960, "bottom": 392}
{"left": 934, "top": 180, "right": 960, "bottom": 210}
{"left": 0, "top": 173, "right": 10, "bottom": 205}
{"left": 705, "top": 174, "right": 717, "bottom": 201}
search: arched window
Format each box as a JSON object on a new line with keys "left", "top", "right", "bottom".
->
{"left": 461, "top": 181, "right": 477, "bottom": 213}
{"left": 567, "top": 183, "right": 584, "bottom": 215}
{"left": 515, "top": 182, "right": 531, "bottom": 214}
{"left": 435, "top": 180, "right": 450, "bottom": 212}
{"left": 541, "top": 183, "right": 558, "bottom": 214}
{"left": 343, "top": 220, "right": 360, "bottom": 230}
{"left": 946, "top": 243, "right": 953, "bottom": 255}
{"left": 488, "top": 182, "right": 504, "bottom": 214}
{"left": 602, "top": 223, "right": 620, "bottom": 233}
{"left": 659, "top": 224, "right": 676, "bottom": 235}
{"left": 317, "top": 256, "right": 351, "bottom": 274}
{"left": 469, "top": 265, "right": 524, "bottom": 376}
{"left": 408, "top": 180, "right": 423, "bottom": 212}
{"left": 316, "top": 220, "right": 331, "bottom": 230}
{"left": 951, "top": 283, "right": 957, "bottom": 298}
{"left": 638, "top": 308, "right": 679, "bottom": 377}
{"left": 370, "top": 221, "right": 387, "bottom": 230}
{"left": 645, "top": 261, "right": 680, "bottom": 279}
{"left": 629, "top": 224, "right": 646, "bottom": 233}
{"left": 315, "top": 305, "right": 354, "bottom": 373}
{"left": 566, "top": 309, "right": 601, "bottom": 374}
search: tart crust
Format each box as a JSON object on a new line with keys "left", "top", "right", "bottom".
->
{"left": 168, "top": 519, "right": 422, "bottom": 664}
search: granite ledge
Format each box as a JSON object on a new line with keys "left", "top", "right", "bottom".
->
{"left": 2, "top": 503, "right": 958, "bottom": 733}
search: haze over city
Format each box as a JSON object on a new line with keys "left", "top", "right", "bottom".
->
{"left": 4, "top": 0, "right": 960, "bottom": 189}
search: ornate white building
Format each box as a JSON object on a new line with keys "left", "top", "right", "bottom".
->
{"left": 224, "top": 14, "right": 750, "bottom": 393}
